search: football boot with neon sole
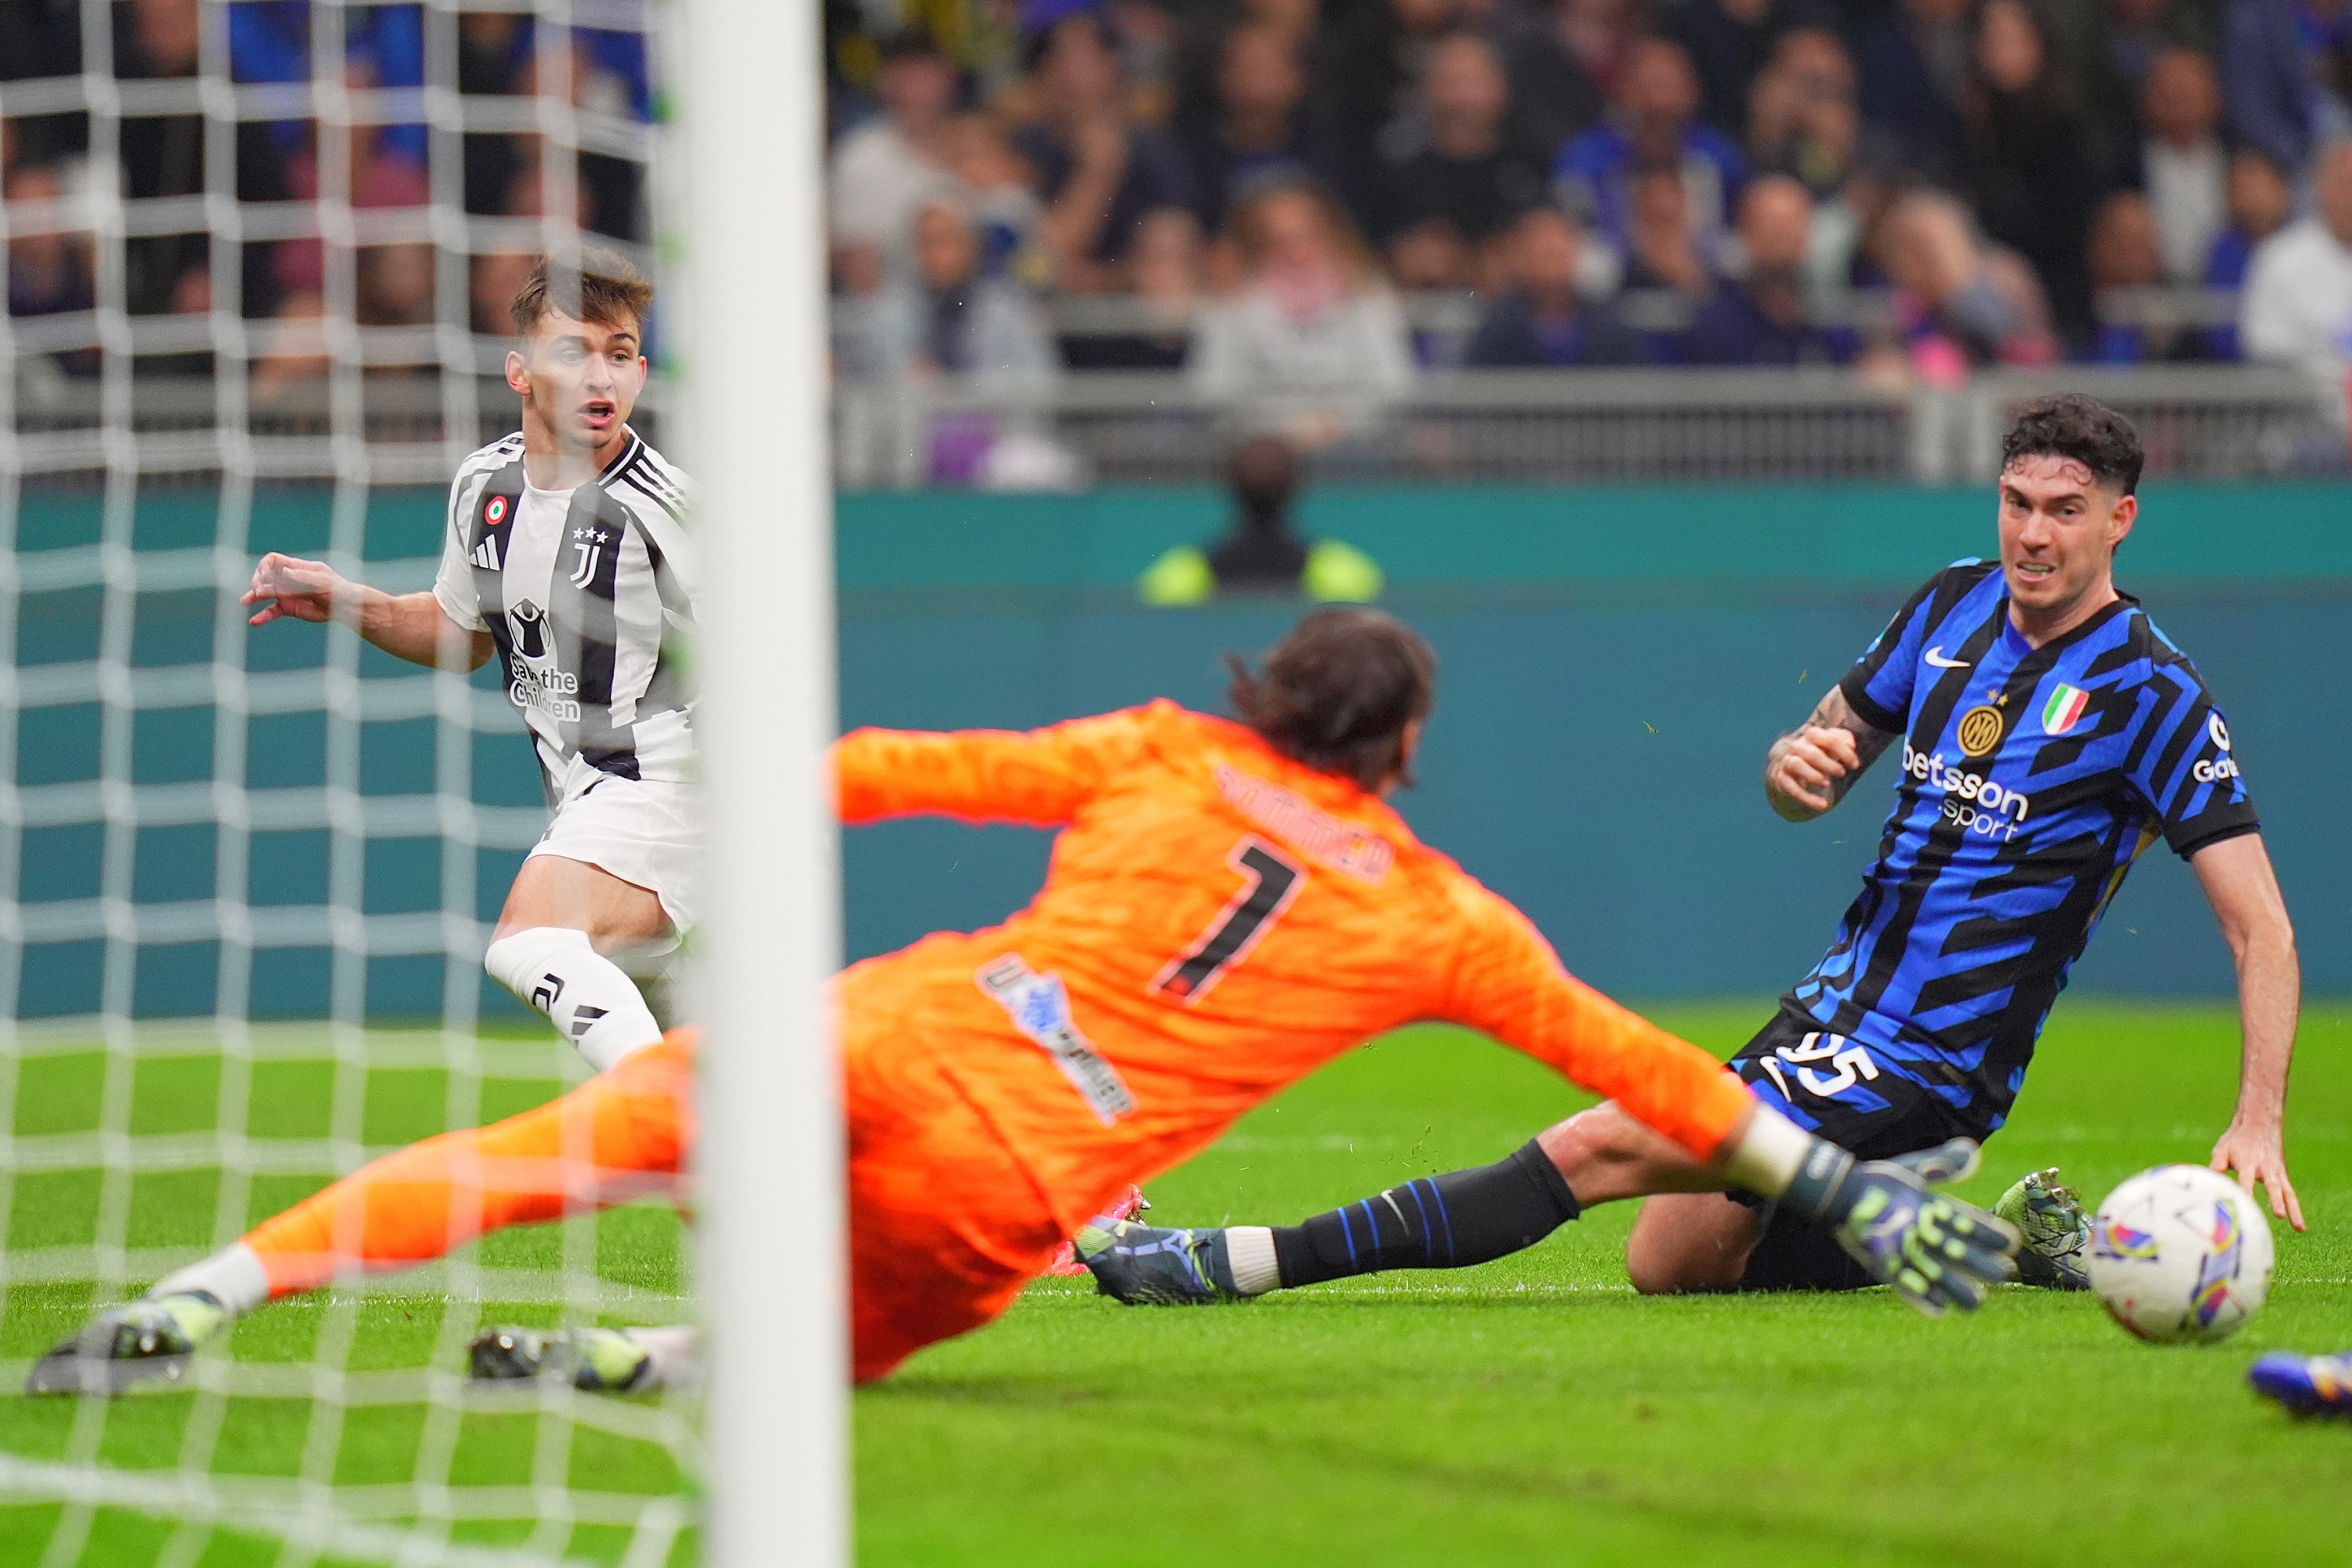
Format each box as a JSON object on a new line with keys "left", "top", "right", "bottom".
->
{"left": 2248, "top": 1348, "right": 2352, "bottom": 1417}
{"left": 1075, "top": 1219, "right": 1247, "bottom": 1305}
{"left": 1046, "top": 1186, "right": 1149, "bottom": 1276}
{"left": 468, "top": 1326, "right": 654, "bottom": 1393}
{"left": 25, "top": 1291, "right": 230, "bottom": 1396}
{"left": 1994, "top": 1167, "right": 2091, "bottom": 1290}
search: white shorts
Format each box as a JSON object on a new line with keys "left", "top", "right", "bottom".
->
{"left": 527, "top": 768, "right": 701, "bottom": 933}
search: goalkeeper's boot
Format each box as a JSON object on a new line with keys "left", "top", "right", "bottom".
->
{"left": 25, "top": 1291, "right": 230, "bottom": 1396}
{"left": 1994, "top": 1167, "right": 2092, "bottom": 1291}
{"left": 1075, "top": 1219, "right": 1247, "bottom": 1306}
{"left": 468, "top": 1326, "right": 653, "bottom": 1394}
{"left": 1046, "top": 1185, "right": 1150, "bottom": 1277}
{"left": 2248, "top": 1348, "right": 2352, "bottom": 1418}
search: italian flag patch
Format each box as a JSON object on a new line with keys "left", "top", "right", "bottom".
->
{"left": 2042, "top": 684, "right": 2090, "bottom": 735}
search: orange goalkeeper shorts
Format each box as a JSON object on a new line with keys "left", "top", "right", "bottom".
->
{"left": 844, "top": 1036, "right": 1066, "bottom": 1385}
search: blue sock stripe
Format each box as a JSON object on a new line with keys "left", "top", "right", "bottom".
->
{"left": 1422, "top": 1178, "right": 1456, "bottom": 1265}
{"left": 1403, "top": 1180, "right": 1434, "bottom": 1264}
{"left": 1337, "top": 1202, "right": 1357, "bottom": 1266}
{"left": 1359, "top": 1200, "right": 1382, "bottom": 1257}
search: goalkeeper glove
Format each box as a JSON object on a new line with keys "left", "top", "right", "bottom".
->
{"left": 1778, "top": 1137, "right": 2021, "bottom": 1316}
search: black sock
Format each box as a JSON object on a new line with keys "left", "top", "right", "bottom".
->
{"left": 1269, "top": 1139, "right": 1582, "bottom": 1289}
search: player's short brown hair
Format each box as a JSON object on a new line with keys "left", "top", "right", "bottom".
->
{"left": 2001, "top": 394, "right": 2143, "bottom": 495}
{"left": 510, "top": 249, "right": 653, "bottom": 339}
{"left": 1227, "top": 608, "right": 1436, "bottom": 793}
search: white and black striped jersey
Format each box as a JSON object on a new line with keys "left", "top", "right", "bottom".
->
{"left": 432, "top": 429, "right": 698, "bottom": 793}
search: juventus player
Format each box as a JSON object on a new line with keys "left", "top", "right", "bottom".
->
{"left": 243, "top": 253, "right": 690, "bottom": 1070}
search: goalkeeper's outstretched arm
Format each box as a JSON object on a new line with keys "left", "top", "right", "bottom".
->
{"left": 243, "top": 551, "right": 495, "bottom": 670}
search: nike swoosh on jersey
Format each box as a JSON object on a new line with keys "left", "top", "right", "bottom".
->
{"left": 1923, "top": 646, "right": 1970, "bottom": 668}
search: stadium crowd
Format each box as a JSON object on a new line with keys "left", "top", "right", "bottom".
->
{"left": 814, "top": 0, "right": 2352, "bottom": 389}
{"left": 7, "top": 0, "right": 2352, "bottom": 401}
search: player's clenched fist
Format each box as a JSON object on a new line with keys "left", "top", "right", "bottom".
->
{"left": 243, "top": 553, "right": 349, "bottom": 626}
{"left": 1766, "top": 722, "right": 1863, "bottom": 818}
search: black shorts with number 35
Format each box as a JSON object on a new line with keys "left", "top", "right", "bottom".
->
{"left": 1721, "top": 1000, "right": 1989, "bottom": 1292}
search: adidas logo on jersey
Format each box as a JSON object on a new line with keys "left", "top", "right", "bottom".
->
{"left": 471, "top": 537, "right": 503, "bottom": 570}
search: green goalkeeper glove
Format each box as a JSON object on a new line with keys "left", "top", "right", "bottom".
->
{"left": 1780, "top": 1137, "right": 2022, "bottom": 1316}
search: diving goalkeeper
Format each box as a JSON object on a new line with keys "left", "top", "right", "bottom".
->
{"left": 31, "top": 610, "right": 2015, "bottom": 1396}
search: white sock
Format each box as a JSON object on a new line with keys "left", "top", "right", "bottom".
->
{"left": 485, "top": 927, "right": 665, "bottom": 1071}
{"left": 1719, "top": 1104, "right": 1814, "bottom": 1201}
{"left": 1224, "top": 1226, "right": 1282, "bottom": 1296}
{"left": 152, "top": 1242, "right": 269, "bottom": 1316}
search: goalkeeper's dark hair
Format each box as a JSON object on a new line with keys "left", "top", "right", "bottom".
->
{"left": 2000, "top": 394, "right": 2143, "bottom": 495}
{"left": 510, "top": 249, "right": 654, "bottom": 339}
{"left": 1226, "top": 608, "right": 1436, "bottom": 793}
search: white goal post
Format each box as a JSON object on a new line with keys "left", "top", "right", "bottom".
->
{"left": 676, "top": 0, "right": 848, "bottom": 1565}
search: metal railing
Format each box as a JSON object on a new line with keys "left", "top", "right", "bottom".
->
{"left": 8, "top": 359, "right": 2332, "bottom": 490}
{"left": 833, "top": 365, "right": 2337, "bottom": 488}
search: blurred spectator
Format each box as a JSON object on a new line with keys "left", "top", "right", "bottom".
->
{"left": 459, "top": 11, "right": 529, "bottom": 94}
{"left": 118, "top": 0, "right": 208, "bottom": 318}
{"left": 827, "top": 35, "right": 960, "bottom": 278}
{"left": 1190, "top": 183, "right": 1414, "bottom": 447}
{"left": 1374, "top": 32, "right": 1548, "bottom": 247}
{"left": 1749, "top": 29, "right": 1859, "bottom": 193}
{"left": 251, "top": 292, "right": 332, "bottom": 400}
{"left": 1547, "top": 0, "right": 1645, "bottom": 100}
{"left": 1389, "top": 220, "right": 1475, "bottom": 289}
{"left": 2241, "top": 140, "right": 2352, "bottom": 420}
{"left": 1662, "top": 0, "right": 1831, "bottom": 139}
{"left": 1309, "top": 0, "right": 1471, "bottom": 227}
{"left": 1178, "top": 22, "right": 1323, "bottom": 234}
{"left": 2221, "top": 0, "right": 2352, "bottom": 178}
{"left": 1622, "top": 165, "right": 1714, "bottom": 296}
{"left": 1878, "top": 188, "right": 2059, "bottom": 376}
{"left": 1684, "top": 175, "right": 1859, "bottom": 363}
{"left": 1465, "top": 207, "right": 1646, "bottom": 365}
{"left": 854, "top": 199, "right": 1059, "bottom": 387}
{"left": 5, "top": 165, "right": 95, "bottom": 321}
{"left": 2085, "top": 191, "right": 2208, "bottom": 362}
{"left": 1746, "top": 28, "right": 1863, "bottom": 288}
{"left": 2053, "top": 0, "right": 2219, "bottom": 181}
{"left": 1554, "top": 36, "right": 1748, "bottom": 259}
{"left": 1481, "top": 0, "right": 1608, "bottom": 164}
{"left": 942, "top": 113, "right": 1044, "bottom": 278}
{"left": 358, "top": 244, "right": 437, "bottom": 327}
{"left": 471, "top": 252, "right": 537, "bottom": 336}
{"left": 1063, "top": 205, "right": 1203, "bottom": 369}
{"left": 1016, "top": 13, "right": 1198, "bottom": 289}
{"left": 1137, "top": 435, "right": 1384, "bottom": 605}
{"left": 2207, "top": 145, "right": 2294, "bottom": 306}
{"left": 1853, "top": 0, "right": 1971, "bottom": 177}
{"left": 2138, "top": 49, "right": 2230, "bottom": 285}
{"left": 1, "top": 0, "right": 81, "bottom": 88}
{"left": 1957, "top": 0, "right": 2097, "bottom": 343}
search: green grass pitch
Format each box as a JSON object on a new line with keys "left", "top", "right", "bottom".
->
{"left": 2, "top": 1000, "right": 2346, "bottom": 1566}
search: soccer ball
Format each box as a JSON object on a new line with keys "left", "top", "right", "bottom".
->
{"left": 2085, "top": 1165, "right": 2274, "bottom": 1344}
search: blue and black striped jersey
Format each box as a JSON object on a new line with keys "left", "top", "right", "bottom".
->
{"left": 1791, "top": 560, "right": 2259, "bottom": 1130}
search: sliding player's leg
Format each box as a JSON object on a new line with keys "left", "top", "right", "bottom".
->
{"left": 27, "top": 1038, "right": 695, "bottom": 1395}
{"left": 1085, "top": 1006, "right": 2028, "bottom": 1312}
{"left": 485, "top": 770, "right": 698, "bottom": 1072}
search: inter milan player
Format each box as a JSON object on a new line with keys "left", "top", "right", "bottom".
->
{"left": 31, "top": 611, "right": 2015, "bottom": 1396}
{"left": 1085, "top": 394, "right": 2304, "bottom": 1308}
{"left": 241, "top": 252, "right": 692, "bottom": 1075}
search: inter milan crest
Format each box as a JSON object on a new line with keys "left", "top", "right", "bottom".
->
{"left": 1956, "top": 703, "right": 2006, "bottom": 757}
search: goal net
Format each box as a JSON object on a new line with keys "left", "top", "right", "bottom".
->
{"left": 0, "top": 2, "right": 732, "bottom": 1562}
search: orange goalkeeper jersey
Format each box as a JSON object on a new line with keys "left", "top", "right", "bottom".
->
{"left": 834, "top": 700, "right": 1751, "bottom": 1232}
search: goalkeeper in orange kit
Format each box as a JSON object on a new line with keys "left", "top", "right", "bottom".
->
{"left": 31, "top": 610, "right": 2016, "bottom": 1396}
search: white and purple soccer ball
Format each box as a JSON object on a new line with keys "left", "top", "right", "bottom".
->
{"left": 2086, "top": 1165, "right": 2274, "bottom": 1345}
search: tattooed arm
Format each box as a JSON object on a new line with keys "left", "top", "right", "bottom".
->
{"left": 1763, "top": 686, "right": 1900, "bottom": 822}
